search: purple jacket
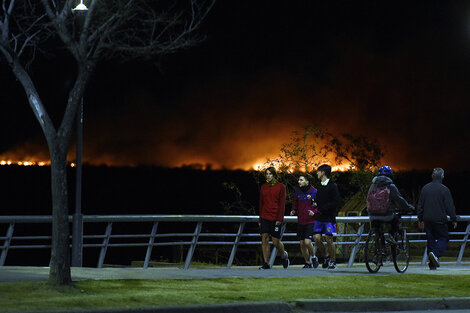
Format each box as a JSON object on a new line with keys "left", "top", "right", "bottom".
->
{"left": 292, "top": 186, "right": 318, "bottom": 225}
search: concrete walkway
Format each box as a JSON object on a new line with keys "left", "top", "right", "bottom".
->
{"left": 1, "top": 262, "right": 469, "bottom": 282}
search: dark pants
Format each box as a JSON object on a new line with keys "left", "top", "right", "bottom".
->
{"left": 425, "top": 222, "right": 449, "bottom": 258}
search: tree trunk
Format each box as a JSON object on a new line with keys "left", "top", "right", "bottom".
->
{"left": 48, "top": 139, "right": 72, "bottom": 285}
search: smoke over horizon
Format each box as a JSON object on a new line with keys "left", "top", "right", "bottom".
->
{"left": 2, "top": 35, "right": 469, "bottom": 172}
{"left": 2, "top": 50, "right": 468, "bottom": 171}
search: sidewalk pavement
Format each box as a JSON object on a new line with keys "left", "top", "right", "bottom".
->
{"left": 1, "top": 262, "right": 469, "bottom": 282}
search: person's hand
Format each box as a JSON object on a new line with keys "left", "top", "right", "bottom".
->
{"left": 453, "top": 222, "right": 457, "bottom": 229}
{"left": 290, "top": 211, "right": 295, "bottom": 216}
{"left": 418, "top": 221, "right": 424, "bottom": 231}
{"left": 308, "top": 210, "right": 314, "bottom": 216}
{"left": 311, "top": 202, "right": 317, "bottom": 207}
{"left": 275, "top": 221, "right": 281, "bottom": 226}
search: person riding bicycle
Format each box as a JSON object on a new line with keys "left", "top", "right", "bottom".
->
{"left": 367, "top": 165, "right": 415, "bottom": 241}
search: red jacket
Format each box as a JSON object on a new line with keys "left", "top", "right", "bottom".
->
{"left": 259, "top": 182, "right": 286, "bottom": 222}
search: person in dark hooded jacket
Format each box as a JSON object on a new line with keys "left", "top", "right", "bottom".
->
{"left": 417, "top": 168, "right": 457, "bottom": 270}
{"left": 367, "top": 165, "right": 414, "bottom": 239}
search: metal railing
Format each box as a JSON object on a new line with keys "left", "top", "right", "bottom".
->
{"left": 0, "top": 215, "right": 469, "bottom": 269}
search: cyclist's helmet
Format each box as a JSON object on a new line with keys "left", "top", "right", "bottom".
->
{"left": 378, "top": 165, "right": 393, "bottom": 176}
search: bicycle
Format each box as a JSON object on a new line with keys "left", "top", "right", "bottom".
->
{"left": 364, "top": 218, "right": 410, "bottom": 273}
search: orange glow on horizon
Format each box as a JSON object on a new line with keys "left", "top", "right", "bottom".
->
{"left": 0, "top": 160, "right": 50, "bottom": 167}
{"left": 0, "top": 157, "right": 355, "bottom": 171}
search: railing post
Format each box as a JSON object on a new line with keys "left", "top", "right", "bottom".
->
{"left": 227, "top": 222, "right": 245, "bottom": 269}
{"left": 348, "top": 223, "right": 365, "bottom": 267}
{"left": 144, "top": 221, "right": 159, "bottom": 269}
{"left": 269, "top": 223, "right": 286, "bottom": 267}
{"left": 97, "top": 222, "right": 113, "bottom": 268}
{"left": 0, "top": 223, "right": 14, "bottom": 266}
{"left": 421, "top": 246, "right": 428, "bottom": 266}
{"left": 184, "top": 222, "right": 202, "bottom": 269}
{"left": 457, "top": 222, "right": 470, "bottom": 265}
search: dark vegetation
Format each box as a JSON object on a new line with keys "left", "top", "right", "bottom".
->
{"left": 2, "top": 165, "right": 467, "bottom": 215}
{"left": 0, "top": 165, "right": 467, "bottom": 267}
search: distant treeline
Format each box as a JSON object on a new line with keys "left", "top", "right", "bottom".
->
{"left": 0, "top": 166, "right": 468, "bottom": 216}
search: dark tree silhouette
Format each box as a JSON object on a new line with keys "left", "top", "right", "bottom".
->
{"left": 0, "top": 0, "right": 215, "bottom": 285}
{"left": 254, "top": 125, "right": 383, "bottom": 202}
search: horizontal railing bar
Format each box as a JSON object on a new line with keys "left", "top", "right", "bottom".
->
{"left": 198, "top": 233, "right": 237, "bottom": 237}
{"left": 1, "top": 215, "right": 469, "bottom": 224}
{"left": 2, "top": 233, "right": 464, "bottom": 242}
{"left": 7, "top": 245, "right": 51, "bottom": 249}
{"left": 5, "top": 236, "right": 52, "bottom": 240}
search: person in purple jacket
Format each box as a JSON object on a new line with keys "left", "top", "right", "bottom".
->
{"left": 290, "top": 174, "right": 319, "bottom": 268}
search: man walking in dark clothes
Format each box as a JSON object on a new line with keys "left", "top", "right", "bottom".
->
{"left": 313, "top": 164, "right": 342, "bottom": 269}
{"left": 418, "top": 168, "right": 457, "bottom": 270}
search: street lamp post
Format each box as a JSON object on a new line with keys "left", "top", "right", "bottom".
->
{"left": 71, "top": 0, "right": 88, "bottom": 268}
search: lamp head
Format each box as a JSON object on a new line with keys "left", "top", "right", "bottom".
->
{"left": 72, "top": 1, "right": 88, "bottom": 11}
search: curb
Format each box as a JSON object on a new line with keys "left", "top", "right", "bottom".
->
{"left": 36, "top": 302, "right": 292, "bottom": 313}
{"left": 293, "top": 297, "right": 470, "bottom": 312}
{"left": 29, "top": 297, "right": 470, "bottom": 313}
{"left": 294, "top": 297, "right": 470, "bottom": 312}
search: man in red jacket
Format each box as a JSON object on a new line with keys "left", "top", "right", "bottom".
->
{"left": 258, "top": 167, "right": 289, "bottom": 269}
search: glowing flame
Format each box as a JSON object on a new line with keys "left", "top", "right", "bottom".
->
{"left": 0, "top": 160, "right": 53, "bottom": 167}
{"left": 251, "top": 160, "right": 351, "bottom": 173}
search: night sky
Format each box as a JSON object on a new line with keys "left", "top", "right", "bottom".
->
{"left": 1, "top": 1, "right": 470, "bottom": 170}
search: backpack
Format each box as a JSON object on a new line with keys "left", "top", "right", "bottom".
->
{"left": 366, "top": 186, "right": 390, "bottom": 215}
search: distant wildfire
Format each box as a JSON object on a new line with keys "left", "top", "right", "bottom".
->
{"left": 0, "top": 141, "right": 352, "bottom": 171}
{"left": 3, "top": 55, "right": 461, "bottom": 171}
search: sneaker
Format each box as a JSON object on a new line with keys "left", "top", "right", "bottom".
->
{"left": 328, "top": 260, "right": 337, "bottom": 270}
{"left": 282, "top": 251, "right": 290, "bottom": 269}
{"left": 428, "top": 252, "right": 440, "bottom": 268}
{"left": 303, "top": 263, "right": 313, "bottom": 269}
{"left": 428, "top": 262, "right": 437, "bottom": 270}
{"left": 322, "top": 256, "right": 330, "bottom": 269}
{"left": 311, "top": 255, "right": 319, "bottom": 269}
{"left": 259, "top": 263, "right": 271, "bottom": 270}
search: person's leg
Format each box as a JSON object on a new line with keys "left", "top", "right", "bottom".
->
{"left": 272, "top": 237, "right": 286, "bottom": 256}
{"left": 304, "top": 238, "right": 314, "bottom": 260}
{"left": 390, "top": 217, "right": 399, "bottom": 239}
{"left": 424, "top": 222, "right": 437, "bottom": 254}
{"left": 432, "top": 222, "right": 450, "bottom": 258}
{"left": 425, "top": 222, "right": 441, "bottom": 268}
{"left": 325, "top": 235, "right": 335, "bottom": 262}
{"left": 297, "top": 224, "right": 308, "bottom": 262}
{"left": 313, "top": 221, "right": 326, "bottom": 259}
{"left": 261, "top": 233, "right": 271, "bottom": 263}
{"left": 314, "top": 234, "right": 326, "bottom": 258}
{"left": 272, "top": 235, "right": 289, "bottom": 269}
{"left": 300, "top": 240, "right": 309, "bottom": 262}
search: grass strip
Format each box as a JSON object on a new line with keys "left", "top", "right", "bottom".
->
{"left": 1, "top": 274, "right": 469, "bottom": 312}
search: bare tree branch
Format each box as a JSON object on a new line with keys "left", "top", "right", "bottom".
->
{"left": 1, "top": 0, "right": 215, "bottom": 286}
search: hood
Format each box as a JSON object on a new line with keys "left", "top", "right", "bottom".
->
{"left": 371, "top": 175, "right": 393, "bottom": 188}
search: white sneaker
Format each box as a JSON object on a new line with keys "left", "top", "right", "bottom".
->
{"left": 310, "top": 255, "right": 319, "bottom": 268}
{"left": 282, "top": 251, "right": 290, "bottom": 269}
{"left": 428, "top": 252, "right": 440, "bottom": 268}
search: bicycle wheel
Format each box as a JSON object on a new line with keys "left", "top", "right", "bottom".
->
{"left": 365, "top": 230, "right": 383, "bottom": 273}
{"left": 393, "top": 228, "right": 410, "bottom": 273}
